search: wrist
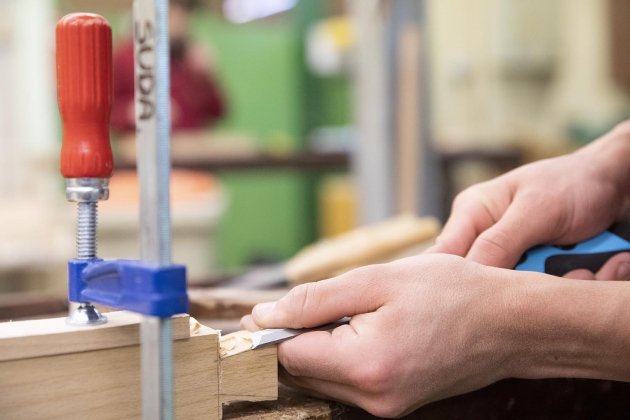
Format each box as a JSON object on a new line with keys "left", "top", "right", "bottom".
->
{"left": 499, "top": 272, "right": 630, "bottom": 381}
{"left": 578, "top": 123, "right": 630, "bottom": 219}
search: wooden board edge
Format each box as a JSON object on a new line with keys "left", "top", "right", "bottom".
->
{"left": 0, "top": 312, "right": 191, "bottom": 362}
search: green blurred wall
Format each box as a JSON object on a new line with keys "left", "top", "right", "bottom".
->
{"left": 103, "top": 2, "right": 350, "bottom": 270}
{"left": 192, "top": 14, "right": 313, "bottom": 269}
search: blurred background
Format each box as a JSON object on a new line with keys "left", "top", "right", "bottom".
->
{"left": 1, "top": 0, "right": 630, "bottom": 295}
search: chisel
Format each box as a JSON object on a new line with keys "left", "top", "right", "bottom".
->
{"left": 515, "top": 222, "right": 630, "bottom": 276}
{"left": 250, "top": 317, "right": 351, "bottom": 349}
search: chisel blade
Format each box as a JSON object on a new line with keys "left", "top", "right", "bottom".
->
{"left": 250, "top": 317, "right": 351, "bottom": 349}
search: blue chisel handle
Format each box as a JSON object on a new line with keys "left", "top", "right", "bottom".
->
{"left": 515, "top": 222, "right": 630, "bottom": 276}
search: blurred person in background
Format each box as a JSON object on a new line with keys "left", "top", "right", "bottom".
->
{"left": 111, "top": 0, "right": 227, "bottom": 133}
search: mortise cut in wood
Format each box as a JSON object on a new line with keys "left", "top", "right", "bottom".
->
{"left": 0, "top": 311, "right": 277, "bottom": 420}
{"left": 219, "top": 331, "right": 277, "bottom": 406}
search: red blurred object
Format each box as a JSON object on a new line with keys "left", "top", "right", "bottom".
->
{"left": 56, "top": 13, "right": 113, "bottom": 179}
{"left": 111, "top": 40, "right": 227, "bottom": 133}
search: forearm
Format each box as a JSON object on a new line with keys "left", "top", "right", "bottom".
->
{"left": 499, "top": 271, "right": 630, "bottom": 381}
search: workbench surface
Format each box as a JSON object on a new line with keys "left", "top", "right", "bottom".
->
{"left": 226, "top": 380, "right": 630, "bottom": 419}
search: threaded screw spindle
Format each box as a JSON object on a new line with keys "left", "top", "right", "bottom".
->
{"left": 77, "top": 201, "right": 98, "bottom": 259}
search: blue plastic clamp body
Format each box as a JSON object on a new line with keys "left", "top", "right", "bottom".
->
{"left": 514, "top": 230, "right": 630, "bottom": 273}
{"left": 68, "top": 259, "right": 188, "bottom": 317}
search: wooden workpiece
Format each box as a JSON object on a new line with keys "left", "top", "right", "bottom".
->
{"left": 0, "top": 312, "right": 277, "bottom": 419}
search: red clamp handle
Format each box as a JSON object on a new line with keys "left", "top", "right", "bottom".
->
{"left": 56, "top": 13, "right": 113, "bottom": 179}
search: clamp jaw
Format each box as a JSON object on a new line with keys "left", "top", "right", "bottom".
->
{"left": 68, "top": 260, "right": 188, "bottom": 317}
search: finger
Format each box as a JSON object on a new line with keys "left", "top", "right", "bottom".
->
{"left": 595, "top": 252, "right": 630, "bottom": 280}
{"left": 467, "top": 197, "right": 554, "bottom": 268}
{"left": 279, "top": 369, "right": 363, "bottom": 409}
{"left": 280, "top": 366, "right": 399, "bottom": 418}
{"left": 275, "top": 322, "right": 362, "bottom": 381}
{"left": 564, "top": 269, "right": 595, "bottom": 280}
{"left": 252, "top": 266, "right": 387, "bottom": 329}
{"left": 239, "top": 314, "right": 261, "bottom": 331}
{"left": 428, "top": 186, "right": 504, "bottom": 256}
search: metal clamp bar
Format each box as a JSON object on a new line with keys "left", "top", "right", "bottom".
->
{"left": 132, "top": 0, "right": 174, "bottom": 418}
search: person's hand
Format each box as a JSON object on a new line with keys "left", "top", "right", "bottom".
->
{"left": 241, "top": 254, "right": 516, "bottom": 417}
{"left": 428, "top": 124, "right": 630, "bottom": 278}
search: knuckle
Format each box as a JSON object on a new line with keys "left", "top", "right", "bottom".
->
{"left": 454, "top": 182, "right": 493, "bottom": 206}
{"left": 414, "top": 252, "right": 458, "bottom": 268}
{"left": 301, "top": 282, "right": 323, "bottom": 318}
{"left": 347, "top": 361, "right": 391, "bottom": 394}
{"left": 340, "top": 264, "right": 379, "bottom": 290}
{"left": 281, "top": 282, "right": 323, "bottom": 327}
{"left": 475, "top": 230, "right": 512, "bottom": 264}
{"left": 452, "top": 186, "right": 476, "bottom": 209}
{"left": 284, "top": 283, "right": 307, "bottom": 307}
{"left": 362, "top": 395, "right": 406, "bottom": 418}
{"left": 479, "top": 229, "right": 510, "bottom": 253}
{"left": 452, "top": 183, "right": 502, "bottom": 221}
{"left": 343, "top": 264, "right": 387, "bottom": 299}
{"left": 516, "top": 191, "right": 568, "bottom": 234}
{"left": 518, "top": 190, "right": 549, "bottom": 210}
{"left": 277, "top": 347, "right": 303, "bottom": 377}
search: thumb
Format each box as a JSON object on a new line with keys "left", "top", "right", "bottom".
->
{"left": 466, "top": 198, "right": 552, "bottom": 268}
{"left": 252, "top": 266, "right": 385, "bottom": 329}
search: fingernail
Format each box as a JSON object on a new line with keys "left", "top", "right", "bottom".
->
{"left": 617, "top": 263, "right": 630, "bottom": 280}
{"left": 252, "top": 301, "right": 276, "bottom": 323}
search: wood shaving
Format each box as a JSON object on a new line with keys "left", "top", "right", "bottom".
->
{"left": 220, "top": 331, "right": 254, "bottom": 358}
